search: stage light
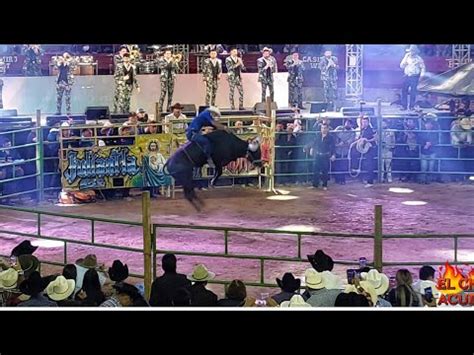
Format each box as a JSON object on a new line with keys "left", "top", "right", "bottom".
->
{"left": 31, "top": 240, "right": 65, "bottom": 248}
{"left": 469, "top": 176, "right": 474, "bottom": 181}
{"left": 276, "top": 225, "right": 321, "bottom": 232}
{"left": 266, "top": 195, "right": 299, "bottom": 201}
{"left": 389, "top": 187, "right": 414, "bottom": 194}
{"left": 402, "top": 200, "right": 427, "bottom": 206}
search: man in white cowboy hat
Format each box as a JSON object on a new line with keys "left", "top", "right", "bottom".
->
{"left": 344, "top": 280, "right": 378, "bottom": 307}
{"left": 0, "top": 268, "right": 19, "bottom": 306}
{"left": 451, "top": 116, "right": 472, "bottom": 147}
{"left": 400, "top": 45, "right": 426, "bottom": 111}
{"left": 164, "top": 102, "right": 188, "bottom": 134}
{"left": 360, "top": 269, "right": 391, "bottom": 307}
{"left": 280, "top": 294, "right": 312, "bottom": 308}
{"left": 99, "top": 120, "right": 117, "bottom": 146}
{"left": 304, "top": 268, "right": 341, "bottom": 307}
{"left": 119, "top": 121, "right": 135, "bottom": 146}
{"left": 257, "top": 47, "right": 278, "bottom": 103}
{"left": 46, "top": 275, "right": 77, "bottom": 306}
{"left": 187, "top": 264, "right": 218, "bottom": 306}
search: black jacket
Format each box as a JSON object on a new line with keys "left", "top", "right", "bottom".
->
{"left": 189, "top": 283, "right": 218, "bottom": 307}
{"left": 149, "top": 272, "right": 191, "bottom": 306}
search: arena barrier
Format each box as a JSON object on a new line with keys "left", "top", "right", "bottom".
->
{"left": 2, "top": 196, "right": 473, "bottom": 298}
{"left": 0, "top": 115, "right": 43, "bottom": 202}
{"left": 56, "top": 108, "right": 276, "bottom": 196}
{"left": 272, "top": 103, "right": 474, "bottom": 184}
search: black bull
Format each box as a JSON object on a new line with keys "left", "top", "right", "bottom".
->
{"left": 164, "top": 130, "right": 262, "bottom": 211}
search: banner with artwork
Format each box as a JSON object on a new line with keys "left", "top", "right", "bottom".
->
{"left": 61, "top": 134, "right": 174, "bottom": 190}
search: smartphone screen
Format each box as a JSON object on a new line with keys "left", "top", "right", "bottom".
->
{"left": 424, "top": 287, "right": 433, "bottom": 302}
{"left": 347, "top": 269, "right": 356, "bottom": 284}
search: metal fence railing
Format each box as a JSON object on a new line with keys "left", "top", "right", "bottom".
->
{"left": 1, "top": 195, "right": 473, "bottom": 298}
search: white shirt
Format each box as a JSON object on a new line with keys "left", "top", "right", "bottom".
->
{"left": 400, "top": 54, "right": 426, "bottom": 77}
{"left": 74, "top": 264, "right": 108, "bottom": 295}
{"left": 164, "top": 113, "right": 188, "bottom": 133}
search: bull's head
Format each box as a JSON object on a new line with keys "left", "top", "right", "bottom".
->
{"left": 247, "top": 136, "right": 263, "bottom": 167}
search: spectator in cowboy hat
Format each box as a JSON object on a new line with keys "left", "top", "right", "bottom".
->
{"left": 187, "top": 264, "right": 218, "bottom": 306}
{"left": 74, "top": 268, "right": 106, "bottom": 306}
{"left": 271, "top": 272, "right": 301, "bottom": 305}
{"left": 344, "top": 280, "right": 378, "bottom": 307}
{"left": 360, "top": 269, "right": 391, "bottom": 307}
{"left": 18, "top": 254, "right": 40, "bottom": 279}
{"left": 136, "top": 108, "right": 149, "bottom": 123}
{"left": 62, "top": 264, "right": 77, "bottom": 281}
{"left": 46, "top": 275, "right": 78, "bottom": 307}
{"left": 164, "top": 102, "right": 188, "bottom": 134}
{"left": 108, "top": 260, "right": 129, "bottom": 284}
{"left": 0, "top": 268, "right": 20, "bottom": 307}
{"left": 307, "top": 249, "right": 334, "bottom": 272}
{"left": 280, "top": 294, "right": 311, "bottom": 308}
{"left": 303, "top": 269, "right": 341, "bottom": 307}
{"left": 99, "top": 121, "right": 117, "bottom": 146}
{"left": 149, "top": 253, "right": 191, "bottom": 306}
{"left": 218, "top": 279, "right": 247, "bottom": 307}
{"left": 100, "top": 282, "right": 143, "bottom": 307}
{"left": 0, "top": 268, "right": 19, "bottom": 290}
{"left": 11, "top": 240, "right": 38, "bottom": 257}
{"left": 118, "top": 121, "right": 135, "bottom": 145}
{"left": 74, "top": 254, "right": 107, "bottom": 295}
{"left": 17, "top": 271, "right": 57, "bottom": 307}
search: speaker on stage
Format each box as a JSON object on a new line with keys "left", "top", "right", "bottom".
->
{"left": 85, "top": 106, "right": 110, "bottom": 121}
{"left": 310, "top": 102, "right": 328, "bottom": 114}
{"left": 110, "top": 114, "right": 130, "bottom": 123}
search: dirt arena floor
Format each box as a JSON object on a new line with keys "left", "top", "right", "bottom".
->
{"left": 1, "top": 181, "right": 473, "bottom": 298}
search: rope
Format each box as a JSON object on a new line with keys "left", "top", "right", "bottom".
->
{"left": 347, "top": 139, "right": 372, "bottom": 178}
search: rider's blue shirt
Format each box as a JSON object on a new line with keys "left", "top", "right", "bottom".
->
{"left": 188, "top": 111, "right": 214, "bottom": 133}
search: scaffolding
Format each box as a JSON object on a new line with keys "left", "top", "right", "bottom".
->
{"left": 172, "top": 44, "right": 190, "bottom": 74}
{"left": 345, "top": 45, "right": 364, "bottom": 101}
{"left": 450, "top": 44, "right": 471, "bottom": 68}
